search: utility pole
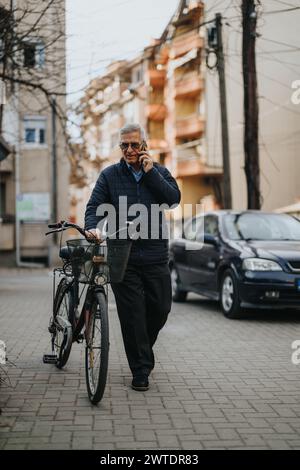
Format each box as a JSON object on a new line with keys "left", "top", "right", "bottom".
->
{"left": 242, "top": 0, "right": 261, "bottom": 209}
{"left": 208, "top": 14, "right": 232, "bottom": 209}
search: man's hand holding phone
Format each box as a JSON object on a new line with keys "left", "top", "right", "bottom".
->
{"left": 139, "top": 152, "right": 153, "bottom": 173}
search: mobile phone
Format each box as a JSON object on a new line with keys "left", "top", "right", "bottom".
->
{"left": 139, "top": 141, "right": 148, "bottom": 168}
{"left": 140, "top": 141, "right": 147, "bottom": 152}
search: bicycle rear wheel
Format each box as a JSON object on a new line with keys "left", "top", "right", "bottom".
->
{"left": 85, "top": 290, "right": 109, "bottom": 404}
{"left": 52, "top": 278, "right": 73, "bottom": 369}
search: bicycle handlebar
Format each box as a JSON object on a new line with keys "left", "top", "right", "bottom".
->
{"left": 48, "top": 222, "right": 62, "bottom": 229}
{"left": 46, "top": 221, "right": 91, "bottom": 239}
{"left": 45, "top": 220, "right": 133, "bottom": 241}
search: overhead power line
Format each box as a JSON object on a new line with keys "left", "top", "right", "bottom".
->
{"left": 264, "top": 6, "right": 300, "bottom": 14}
{"left": 273, "top": 0, "right": 300, "bottom": 7}
{"left": 260, "top": 36, "right": 300, "bottom": 51}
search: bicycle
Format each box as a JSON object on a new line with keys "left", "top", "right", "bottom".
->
{"left": 43, "top": 221, "right": 132, "bottom": 405}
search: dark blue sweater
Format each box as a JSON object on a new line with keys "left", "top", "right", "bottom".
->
{"left": 84, "top": 159, "right": 181, "bottom": 265}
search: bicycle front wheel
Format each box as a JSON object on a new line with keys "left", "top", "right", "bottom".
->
{"left": 85, "top": 290, "right": 109, "bottom": 405}
{"left": 53, "top": 278, "right": 73, "bottom": 369}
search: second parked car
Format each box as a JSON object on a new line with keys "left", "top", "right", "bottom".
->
{"left": 169, "top": 211, "right": 300, "bottom": 319}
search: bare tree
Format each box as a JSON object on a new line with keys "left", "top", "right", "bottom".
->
{"left": 0, "top": 0, "right": 68, "bottom": 138}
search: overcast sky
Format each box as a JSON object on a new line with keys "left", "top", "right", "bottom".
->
{"left": 66, "top": 0, "right": 179, "bottom": 105}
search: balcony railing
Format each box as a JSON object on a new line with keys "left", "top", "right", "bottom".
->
{"left": 175, "top": 143, "right": 223, "bottom": 178}
{"left": 176, "top": 141, "right": 203, "bottom": 161}
{"left": 176, "top": 160, "right": 223, "bottom": 178}
{"left": 146, "top": 104, "right": 167, "bottom": 121}
{"left": 171, "top": 31, "right": 204, "bottom": 59}
{"left": 175, "top": 73, "right": 204, "bottom": 99}
{"left": 146, "top": 69, "right": 166, "bottom": 88}
{"left": 148, "top": 139, "right": 168, "bottom": 151}
{"left": 176, "top": 115, "right": 205, "bottom": 139}
{"left": 103, "top": 82, "right": 130, "bottom": 106}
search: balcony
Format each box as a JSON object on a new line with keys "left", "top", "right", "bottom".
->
{"left": 170, "top": 31, "right": 204, "bottom": 59}
{"left": 176, "top": 145, "right": 223, "bottom": 177}
{"left": 176, "top": 115, "right": 205, "bottom": 139}
{"left": 177, "top": 141, "right": 202, "bottom": 161}
{"left": 148, "top": 139, "right": 168, "bottom": 151}
{"left": 103, "top": 82, "right": 130, "bottom": 107}
{"left": 175, "top": 73, "right": 204, "bottom": 99}
{"left": 176, "top": 159, "right": 223, "bottom": 178}
{"left": 146, "top": 69, "right": 166, "bottom": 88}
{"left": 146, "top": 104, "right": 167, "bottom": 121}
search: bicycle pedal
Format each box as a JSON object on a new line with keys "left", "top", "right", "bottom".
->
{"left": 43, "top": 354, "right": 58, "bottom": 364}
{"left": 76, "top": 334, "right": 84, "bottom": 344}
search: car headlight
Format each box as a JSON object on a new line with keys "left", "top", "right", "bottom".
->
{"left": 242, "top": 258, "right": 283, "bottom": 271}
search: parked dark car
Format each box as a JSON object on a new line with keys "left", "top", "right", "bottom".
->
{"left": 169, "top": 211, "right": 300, "bottom": 319}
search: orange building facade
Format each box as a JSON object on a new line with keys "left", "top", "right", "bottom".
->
{"left": 71, "top": 1, "right": 223, "bottom": 226}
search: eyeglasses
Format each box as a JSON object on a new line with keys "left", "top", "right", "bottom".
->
{"left": 119, "top": 142, "right": 141, "bottom": 151}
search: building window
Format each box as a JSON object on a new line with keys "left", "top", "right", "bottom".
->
{"left": 25, "top": 128, "right": 36, "bottom": 143}
{"left": 204, "top": 215, "right": 219, "bottom": 237}
{"left": 184, "top": 216, "right": 204, "bottom": 242}
{"left": 132, "top": 66, "right": 143, "bottom": 84}
{"left": 24, "top": 117, "right": 47, "bottom": 146}
{"left": 24, "top": 43, "right": 35, "bottom": 67}
{"left": 39, "top": 128, "right": 45, "bottom": 144}
{"left": 23, "top": 41, "right": 45, "bottom": 68}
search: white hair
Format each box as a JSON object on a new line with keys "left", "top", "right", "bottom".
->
{"left": 119, "top": 123, "right": 147, "bottom": 141}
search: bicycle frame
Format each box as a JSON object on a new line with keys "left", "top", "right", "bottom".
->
{"left": 47, "top": 219, "right": 133, "bottom": 338}
{"left": 44, "top": 219, "right": 130, "bottom": 403}
{"left": 53, "top": 256, "right": 107, "bottom": 343}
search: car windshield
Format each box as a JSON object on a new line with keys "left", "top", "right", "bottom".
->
{"left": 223, "top": 213, "right": 300, "bottom": 241}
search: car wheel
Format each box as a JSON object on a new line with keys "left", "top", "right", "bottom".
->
{"left": 170, "top": 265, "right": 187, "bottom": 302}
{"left": 220, "top": 269, "right": 242, "bottom": 319}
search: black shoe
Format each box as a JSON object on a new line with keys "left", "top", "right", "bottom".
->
{"left": 131, "top": 375, "right": 149, "bottom": 392}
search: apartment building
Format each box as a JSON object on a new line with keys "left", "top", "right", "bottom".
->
{"left": 71, "top": 0, "right": 223, "bottom": 225}
{"left": 0, "top": 0, "right": 69, "bottom": 264}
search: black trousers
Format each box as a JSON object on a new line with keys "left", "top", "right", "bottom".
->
{"left": 111, "top": 263, "right": 172, "bottom": 377}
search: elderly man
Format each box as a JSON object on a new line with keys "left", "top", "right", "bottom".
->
{"left": 85, "top": 123, "right": 181, "bottom": 391}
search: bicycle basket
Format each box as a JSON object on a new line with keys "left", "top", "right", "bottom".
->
{"left": 66, "top": 239, "right": 108, "bottom": 284}
{"left": 107, "top": 239, "right": 132, "bottom": 283}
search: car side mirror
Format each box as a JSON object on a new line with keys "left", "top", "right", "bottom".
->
{"left": 204, "top": 234, "right": 219, "bottom": 247}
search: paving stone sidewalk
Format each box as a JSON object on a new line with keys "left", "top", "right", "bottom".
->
{"left": 0, "top": 268, "right": 300, "bottom": 450}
